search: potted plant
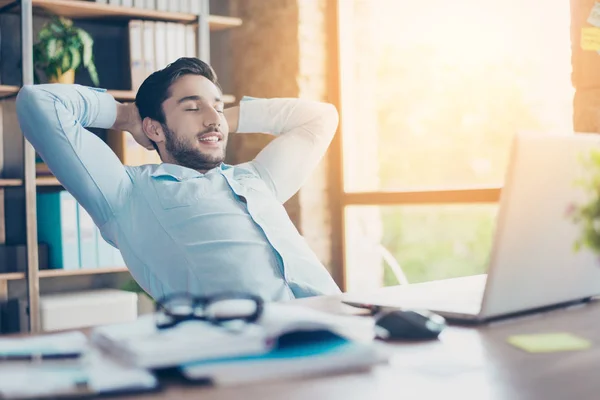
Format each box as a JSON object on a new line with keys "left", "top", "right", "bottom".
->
{"left": 33, "top": 16, "right": 99, "bottom": 85}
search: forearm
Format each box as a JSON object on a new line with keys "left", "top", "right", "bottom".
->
{"left": 112, "top": 102, "right": 137, "bottom": 132}
{"left": 235, "top": 97, "right": 339, "bottom": 203}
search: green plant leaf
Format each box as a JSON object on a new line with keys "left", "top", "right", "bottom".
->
{"left": 61, "top": 51, "right": 72, "bottom": 73}
{"left": 87, "top": 61, "right": 99, "bottom": 86}
{"left": 45, "top": 38, "right": 59, "bottom": 60}
{"left": 76, "top": 28, "right": 94, "bottom": 67}
{"left": 69, "top": 47, "right": 81, "bottom": 71}
{"left": 38, "top": 28, "right": 54, "bottom": 42}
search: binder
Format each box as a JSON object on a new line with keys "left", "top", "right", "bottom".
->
{"left": 166, "top": 23, "right": 178, "bottom": 65}
{"left": 185, "top": 24, "right": 197, "bottom": 57}
{"left": 154, "top": 21, "right": 168, "bottom": 70}
{"left": 190, "top": 0, "right": 200, "bottom": 15}
{"left": 36, "top": 192, "right": 79, "bottom": 270}
{"left": 175, "top": 23, "right": 186, "bottom": 60}
{"left": 167, "top": 0, "right": 180, "bottom": 12}
{"left": 77, "top": 203, "right": 98, "bottom": 269}
{"left": 142, "top": 21, "right": 156, "bottom": 78}
{"left": 128, "top": 20, "right": 145, "bottom": 91}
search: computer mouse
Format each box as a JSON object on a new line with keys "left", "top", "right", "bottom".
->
{"left": 374, "top": 309, "right": 447, "bottom": 341}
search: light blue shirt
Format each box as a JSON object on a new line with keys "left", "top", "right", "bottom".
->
{"left": 16, "top": 84, "right": 341, "bottom": 301}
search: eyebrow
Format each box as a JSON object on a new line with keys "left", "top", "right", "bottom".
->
{"left": 176, "top": 95, "right": 223, "bottom": 104}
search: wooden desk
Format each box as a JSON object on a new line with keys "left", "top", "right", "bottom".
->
{"left": 103, "top": 294, "right": 600, "bottom": 400}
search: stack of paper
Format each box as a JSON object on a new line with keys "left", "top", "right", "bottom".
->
{"left": 0, "top": 331, "right": 87, "bottom": 360}
{"left": 91, "top": 302, "right": 386, "bottom": 385}
{"left": 0, "top": 332, "right": 157, "bottom": 399}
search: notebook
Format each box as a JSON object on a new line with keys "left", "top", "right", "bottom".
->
{"left": 180, "top": 330, "right": 387, "bottom": 387}
{"left": 0, "top": 333, "right": 158, "bottom": 399}
{"left": 91, "top": 303, "right": 377, "bottom": 370}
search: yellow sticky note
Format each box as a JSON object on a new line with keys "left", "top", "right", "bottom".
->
{"left": 507, "top": 333, "right": 591, "bottom": 353}
{"left": 581, "top": 27, "right": 600, "bottom": 51}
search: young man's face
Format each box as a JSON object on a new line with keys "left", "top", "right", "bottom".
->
{"left": 160, "top": 74, "right": 229, "bottom": 171}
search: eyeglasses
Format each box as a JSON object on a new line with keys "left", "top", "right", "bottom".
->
{"left": 154, "top": 292, "right": 264, "bottom": 330}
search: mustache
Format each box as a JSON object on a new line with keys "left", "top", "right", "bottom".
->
{"left": 200, "top": 126, "right": 220, "bottom": 135}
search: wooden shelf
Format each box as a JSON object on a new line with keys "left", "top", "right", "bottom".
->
{"left": 222, "top": 94, "right": 236, "bottom": 104}
{"left": 0, "top": 267, "right": 129, "bottom": 281}
{"left": 107, "top": 90, "right": 135, "bottom": 102}
{"left": 110, "top": 90, "right": 236, "bottom": 104}
{"left": 0, "top": 178, "right": 23, "bottom": 187}
{"left": 0, "top": 85, "right": 19, "bottom": 98}
{"left": 36, "top": 176, "right": 61, "bottom": 187}
{"left": 208, "top": 15, "right": 243, "bottom": 31}
{"left": 38, "top": 267, "right": 129, "bottom": 278}
{"left": 0, "top": 272, "right": 25, "bottom": 281}
{"left": 0, "top": 0, "right": 243, "bottom": 28}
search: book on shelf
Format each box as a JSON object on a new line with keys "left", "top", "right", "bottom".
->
{"left": 142, "top": 21, "right": 156, "bottom": 79}
{"left": 0, "top": 243, "right": 49, "bottom": 273}
{"left": 77, "top": 204, "right": 98, "bottom": 270}
{"left": 37, "top": 192, "right": 126, "bottom": 271}
{"left": 168, "top": 0, "right": 180, "bottom": 12}
{"left": 128, "top": 20, "right": 145, "bottom": 91}
{"left": 129, "top": 18, "right": 196, "bottom": 91}
{"left": 37, "top": 192, "right": 79, "bottom": 270}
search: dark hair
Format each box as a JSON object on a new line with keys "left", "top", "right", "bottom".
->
{"left": 135, "top": 57, "right": 220, "bottom": 152}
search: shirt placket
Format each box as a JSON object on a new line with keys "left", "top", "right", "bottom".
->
{"left": 219, "top": 170, "right": 291, "bottom": 288}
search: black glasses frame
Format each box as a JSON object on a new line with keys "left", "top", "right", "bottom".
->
{"left": 154, "top": 292, "right": 264, "bottom": 330}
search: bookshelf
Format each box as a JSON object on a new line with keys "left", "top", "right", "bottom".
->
{"left": 35, "top": 176, "right": 61, "bottom": 187}
{"left": 0, "top": 267, "right": 128, "bottom": 281}
{"left": 108, "top": 90, "right": 235, "bottom": 104}
{"left": 0, "top": 0, "right": 243, "bottom": 28}
{"left": 0, "top": 179, "right": 23, "bottom": 187}
{"left": 0, "top": 0, "right": 241, "bottom": 333}
{"left": 0, "top": 88, "right": 235, "bottom": 104}
{"left": 0, "top": 84, "right": 19, "bottom": 98}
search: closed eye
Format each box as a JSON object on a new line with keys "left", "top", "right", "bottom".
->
{"left": 185, "top": 108, "right": 199, "bottom": 111}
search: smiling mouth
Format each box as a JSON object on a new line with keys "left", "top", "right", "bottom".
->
{"left": 198, "top": 136, "right": 221, "bottom": 143}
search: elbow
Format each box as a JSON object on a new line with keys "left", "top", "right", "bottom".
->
{"left": 16, "top": 85, "right": 41, "bottom": 120}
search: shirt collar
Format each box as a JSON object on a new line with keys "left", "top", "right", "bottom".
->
{"left": 150, "top": 163, "right": 233, "bottom": 180}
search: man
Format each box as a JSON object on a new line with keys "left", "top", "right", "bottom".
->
{"left": 16, "top": 57, "right": 341, "bottom": 301}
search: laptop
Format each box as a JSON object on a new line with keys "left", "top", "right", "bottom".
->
{"left": 343, "top": 132, "right": 600, "bottom": 323}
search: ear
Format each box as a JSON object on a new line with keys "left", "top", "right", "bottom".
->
{"left": 142, "top": 118, "right": 166, "bottom": 145}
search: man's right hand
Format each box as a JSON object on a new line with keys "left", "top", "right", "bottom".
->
{"left": 112, "top": 102, "right": 154, "bottom": 150}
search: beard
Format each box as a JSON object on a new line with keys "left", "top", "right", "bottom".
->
{"left": 162, "top": 124, "right": 225, "bottom": 171}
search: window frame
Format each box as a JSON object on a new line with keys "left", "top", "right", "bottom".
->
{"left": 329, "top": 0, "right": 502, "bottom": 291}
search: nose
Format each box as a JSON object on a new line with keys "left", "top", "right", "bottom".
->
{"left": 203, "top": 107, "right": 221, "bottom": 128}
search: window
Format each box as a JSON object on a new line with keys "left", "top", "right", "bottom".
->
{"left": 337, "top": 0, "right": 573, "bottom": 292}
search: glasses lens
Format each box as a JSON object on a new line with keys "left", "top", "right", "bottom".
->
{"left": 155, "top": 311, "right": 175, "bottom": 328}
{"left": 162, "top": 296, "right": 194, "bottom": 317}
{"left": 205, "top": 298, "right": 259, "bottom": 321}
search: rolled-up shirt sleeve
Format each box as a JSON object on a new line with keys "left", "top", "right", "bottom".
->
{"left": 236, "top": 97, "right": 339, "bottom": 203}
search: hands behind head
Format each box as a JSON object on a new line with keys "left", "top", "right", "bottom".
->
{"left": 112, "top": 102, "right": 155, "bottom": 150}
